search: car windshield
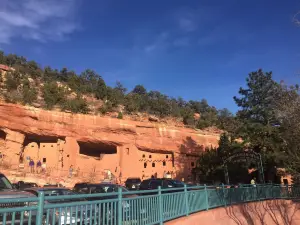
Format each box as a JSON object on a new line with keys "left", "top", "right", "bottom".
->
{"left": 94, "top": 185, "right": 128, "bottom": 193}
{"left": 169, "top": 180, "right": 185, "bottom": 186}
{"left": 41, "top": 189, "right": 84, "bottom": 203}
{"left": 127, "top": 178, "right": 141, "bottom": 183}
{"left": 0, "top": 174, "right": 13, "bottom": 189}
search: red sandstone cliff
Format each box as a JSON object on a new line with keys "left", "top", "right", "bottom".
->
{"left": 0, "top": 102, "right": 220, "bottom": 154}
{"left": 0, "top": 102, "right": 221, "bottom": 185}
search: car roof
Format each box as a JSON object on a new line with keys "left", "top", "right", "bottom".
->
{"left": 74, "top": 182, "right": 88, "bottom": 185}
{"left": 91, "top": 183, "right": 119, "bottom": 187}
{"left": 143, "top": 178, "right": 179, "bottom": 181}
{"left": 142, "top": 178, "right": 163, "bottom": 181}
{"left": 25, "top": 187, "right": 70, "bottom": 192}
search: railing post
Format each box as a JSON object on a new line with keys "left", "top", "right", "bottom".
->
{"left": 204, "top": 184, "right": 209, "bottom": 210}
{"left": 222, "top": 183, "right": 227, "bottom": 207}
{"left": 36, "top": 191, "right": 45, "bottom": 225}
{"left": 184, "top": 184, "right": 189, "bottom": 216}
{"left": 158, "top": 186, "right": 163, "bottom": 225}
{"left": 118, "top": 187, "right": 122, "bottom": 225}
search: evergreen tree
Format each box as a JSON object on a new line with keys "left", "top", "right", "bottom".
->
{"left": 62, "top": 96, "right": 90, "bottom": 114}
{"left": 21, "top": 78, "right": 37, "bottom": 105}
{"left": 132, "top": 85, "right": 147, "bottom": 95}
{"left": 42, "top": 81, "right": 66, "bottom": 109}
{"left": 273, "top": 84, "right": 300, "bottom": 175}
{"left": 234, "top": 69, "right": 284, "bottom": 166}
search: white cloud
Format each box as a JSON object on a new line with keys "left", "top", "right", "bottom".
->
{"left": 178, "top": 18, "right": 197, "bottom": 32}
{"left": 144, "top": 32, "right": 169, "bottom": 53}
{"left": 0, "top": 0, "right": 80, "bottom": 44}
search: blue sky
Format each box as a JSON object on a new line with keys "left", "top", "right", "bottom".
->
{"left": 1, "top": 0, "right": 300, "bottom": 112}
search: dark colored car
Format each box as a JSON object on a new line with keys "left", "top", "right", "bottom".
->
{"left": 139, "top": 178, "right": 185, "bottom": 192}
{"left": 14, "top": 181, "right": 38, "bottom": 190}
{"left": 73, "top": 182, "right": 89, "bottom": 193}
{"left": 125, "top": 177, "right": 142, "bottom": 190}
{"left": 0, "top": 173, "right": 37, "bottom": 225}
{"left": 74, "top": 183, "right": 146, "bottom": 222}
{"left": 25, "top": 187, "right": 91, "bottom": 225}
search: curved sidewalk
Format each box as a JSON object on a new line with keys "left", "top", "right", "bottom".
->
{"left": 166, "top": 200, "right": 300, "bottom": 225}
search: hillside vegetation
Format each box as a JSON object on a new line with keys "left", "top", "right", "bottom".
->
{"left": 195, "top": 69, "right": 300, "bottom": 184}
{"left": 0, "top": 51, "right": 234, "bottom": 130}
{"left": 3, "top": 52, "right": 300, "bottom": 183}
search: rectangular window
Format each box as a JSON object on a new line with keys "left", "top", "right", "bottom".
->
{"left": 43, "top": 158, "right": 46, "bottom": 163}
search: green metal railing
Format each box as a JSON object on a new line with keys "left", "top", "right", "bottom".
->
{"left": 0, "top": 184, "right": 298, "bottom": 225}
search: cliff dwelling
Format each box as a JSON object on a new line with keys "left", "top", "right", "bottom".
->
{"left": 78, "top": 141, "right": 117, "bottom": 160}
{"left": 0, "top": 132, "right": 208, "bottom": 183}
{"left": 0, "top": 102, "right": 220, "bottom": 184}
{"left": 23, "top": 134, "right": 65, "bottom": 169}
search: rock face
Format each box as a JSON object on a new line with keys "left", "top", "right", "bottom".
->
{"left": 0, "top": 102, "right": 220, "bottom": 183}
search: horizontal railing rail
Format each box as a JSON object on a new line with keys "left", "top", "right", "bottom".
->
{"left": 0, "top": 184, "right": 298, "bottom": 225}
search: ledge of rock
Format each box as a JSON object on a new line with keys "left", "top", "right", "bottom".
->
{"left": 0, "top": 102, "right": 220, "bottom": 153}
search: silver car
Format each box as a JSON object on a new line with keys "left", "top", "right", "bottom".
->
{"left": 25, "top": 187, "right": 94, "bottom": 225}
{"left": 0, "top": 173, "right": 38, "bottom": 225}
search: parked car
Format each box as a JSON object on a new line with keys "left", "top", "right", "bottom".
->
{"left": 74, "top": 183, "right": 147, "bottom": 222}
{"left": 139, "top": 178, "right": 185, "bottom": 193}
{"left": 73, "top": 182, "right": 89, "bottom": 193}
{"left": 0, "top": 173, "right": 38, "bottom": 224}
{"left": 24, "top": 187, "right": 92, "bottom": 225}
{"left": 125, "top": 177, "right": 141, "bottom": 190}
{"left": 14, "top": 181, "right": 38, "bottom": 190}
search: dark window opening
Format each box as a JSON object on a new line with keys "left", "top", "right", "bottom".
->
{"left": 23, "top": 134, "right": 63, "bottom": 148}
{"left": 67, "top": 155, "right": 70, "bottom": 158}
{"left": 152, "top": 163, "right": 155, "bottom": 168}
{"left": 31, "top": 145, "right": 34, "bottom": 148}
{"left": 149, "top": 155, "right": 152, "bottom": 159}
{"left": 163, "top": 161, "right": 166, "bottom": 166}
{"left": 43, "top": 158, "right": 46, "bottom": 163}
{"left": 191, "top": 162, "right": 195, "bottom": 167}
{"left": 0, "top": 130, "right": 6, "bottom": 140}
{"left": 51, "top": 145, "right": 53, "bottom": 147}
{"left": 126, "top": 148, "right": 129, "bottom": 155}
{"left": 78, "top": 141, "right": 117, "bottom": 160}
{"left": 166, "top": 155, "right": 168, "bottom": 159}
{"left": 144, "top": 163, "right": 147, "bottom": 168}
{"left": 142, "top": 154, "right": 145, "bottom": 158}
{"left": 43, "top": 145, "right": 45, "bottom": 148}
